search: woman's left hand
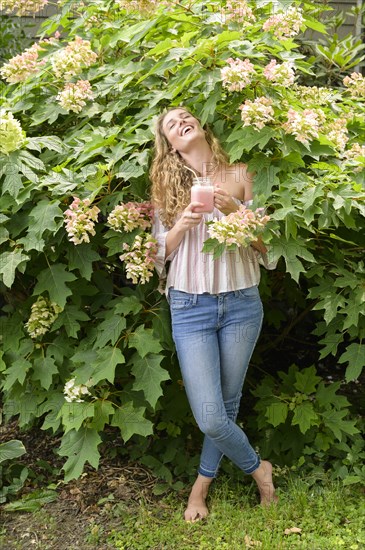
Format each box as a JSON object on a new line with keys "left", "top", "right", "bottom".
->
{"left": 214, "top": 187, "right": 239, "bottom": 215}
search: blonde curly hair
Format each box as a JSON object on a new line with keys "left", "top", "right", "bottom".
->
{"left": 150, "top": 107, "right": 229, "bottom": 228}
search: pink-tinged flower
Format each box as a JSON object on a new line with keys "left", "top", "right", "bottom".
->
{"left": 263, "top": 6, "right": 304, "bottom": 40}
{"left": 282, "top": 108, "right": 326, "bottom": 146}
{"left": 119, "top": 233, "right": 158, "bottom": 284}
{"left": 207, "top": 206, "right": 270, "bottom": 247}
{"left": 221, "top": 58, "right": 256, "bottom": 92}
{"left": 0, "top": 42, "right": 45, "bottom": 83}
{"left": 56, "top": 80, "right": 94, "bottom": 113}
{"left": 115, "top": 0, "right": 165, "bottom": 13}
{"left": 239, "top": 97, "right": 274, "bottom": 130}
{"left": 325, "top": 118, "right": 349, "bottom": 151}
{"left": 263, "top": 59, "right": 295, "bottom": 87}
{"left": 223, "top": 0, "right": 256, "bottom": 26}
{"left": 107, "top": 201, "right": 154, "bottom": 233}
{"left": 64, "top": 196, "right": 100, "bottom": 245}
{"left": 51, "top": 36, "right": 97, "bottom": 80}
{"left": 343, "top": 72, "right": 365, "bottom": 99}
{"left": 1, "top": 0, "right": 47, "bottom": 16}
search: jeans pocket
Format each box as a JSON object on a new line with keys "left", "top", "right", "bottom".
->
{"left": 169, "top": 290, "right": 195, "bottom": 310}
{"left": 237, "top": 285, "right": 260, "bottom": 300}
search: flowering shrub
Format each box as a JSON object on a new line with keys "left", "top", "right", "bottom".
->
{"left": 120, "top": 233, "right": 158, "bottom": 284}
{"left": 1, "top": 0, "right": 47, "bottom": 16}
{"left": 0, "top": 0, "right": 363, "bottom": 485}
{"left": 64, "top": 197, "right": 100, "bottom": 245}
{"left": 25, "top": 296, "right": 62, "bottom": 339}
{"left": 107, "top": 202, "right": 154, "bottom": 233}
{"left": 64, "top": 378, "right": 91, "bottom": 403}
{"left": 0, "top": 112, "right": 26, "bottom": 154}
{"left": 203, "top": 206, "right": 270, "bottom": 258}
{"left": 221, "top": 58, "right": 256, "bottom": 91}
{"left": 56, "top": 80, "right": 94, "bottom": 113}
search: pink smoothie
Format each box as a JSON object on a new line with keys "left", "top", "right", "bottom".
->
{"left": 191, "top": 181, "right": 214, "bottom": 213}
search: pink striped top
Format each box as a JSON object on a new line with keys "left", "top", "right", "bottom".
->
{"left": 152, "top": 201, "right": 277, "bottom": 295}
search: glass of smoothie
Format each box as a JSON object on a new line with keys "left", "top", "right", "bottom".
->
{"left": 191, "top": 177, "right": 214, "bottom": 213}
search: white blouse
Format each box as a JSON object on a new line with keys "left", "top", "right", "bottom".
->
{"left": 152, "top": 201, "right": 277, "bottom": 296}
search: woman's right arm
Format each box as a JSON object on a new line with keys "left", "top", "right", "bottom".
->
{"left": 165, "top": 202, "right": 204, "bottom": 259}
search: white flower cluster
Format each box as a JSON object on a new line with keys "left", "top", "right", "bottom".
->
{"left": 120, "top": 233, "right": 158, "bottom": 284}
{"left": 0, "top": 112, "right": 26, "bottom": 155}
{"left": 64, "top": 378, "right": 91, "bottom": 403}
{"left": 1, "top": 0, "right": 47, "bottom": 16}
{"left": 51, "top": 36, "right": 97, "bottom": 81}
{"left": 64, "top": 197, "right": 100, "bottom": 245}
{"left": 239, "top": 97, "right": 275, "bottom": 130}
{"left": 107, "top": 202, "right": 154, "bottom": 233}
{"left": 221, "top": 58, "right": 256, "bottom": 92}
{"left": 208, "top": 205, "right": 270, "bottom": 247}
{"left": 25, "top": 296, "right": 62, "bottom": 339}
{"left": 56, "top": 80, "right": 94, "bottom": 113}
{"left": 263, "top": 60, "right": 295, "bottom": 87}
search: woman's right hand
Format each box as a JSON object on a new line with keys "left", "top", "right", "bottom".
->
{"left": 177, "top": 202, "right": 204, "bottom": 231}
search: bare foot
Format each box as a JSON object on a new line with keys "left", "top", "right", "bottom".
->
{"left": 184, "top": 474, "right": 213, "bottom": 522}
{"left": 251, "top": 460, "right": 278, "bottom": 506}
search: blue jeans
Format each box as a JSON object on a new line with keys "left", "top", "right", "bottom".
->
{"left": 169, "top": 286, "right": 263, "bottom": 478}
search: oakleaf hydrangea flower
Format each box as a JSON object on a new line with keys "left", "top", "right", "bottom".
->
{"left": 120, "top": 233, "right": 158, "bottom": 284}
{"left": 325, "top": 118, "right": 349, "bottom": 151}
{"left": 282, "top": 108, "right": 326, "bottom": 146}
{"left": 0, "top": 112, "right": 26, "bottom": 154}
{"left": 0, "top": 42, "right": 45, "bottom": 83}
{"left": 341, "top": 143, "right": 365, "bottom": 172}
{"left": 107, "top": 202, "right": 154, "bottom": 233}
{"left": 56, "top": 80, "right": 94, "bottom": 113}
{"left": 221, "top": 58, "right": 256, "bottom": 92}
{"left": 51, "top": 36, "right": 97, "bottom": 81}
{"left": 64, "top": 197, "right": 100, "bottom": 245}
{"left": 1, "top": 0, "right": 47, "bottom": 16}
{"left": 293, "top": 85, "right": 335, "bottom": 106}
{"left": 223, "top": 0, "right": 256, "bottom": 25}
{"left": 64, "top": 378, "right": 91, "bottom": 403}
{"left": 262, "top": 6, "right": 304, "bottom": 40}
{"left": 239, "top": 97, "right": 274, "bottom": 130}
{"left": 207, "top": 206, "right": 270, "bottom": 247}
{"left": 25, "top": 296, "right": 62, "bottom": 339}
{"left": 263, "top": 60, "right": 295, "bottom": 87}
{"left": 343, "top": 72, "right": 365, "bottom": 99}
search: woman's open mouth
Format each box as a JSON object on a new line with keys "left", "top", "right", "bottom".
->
{"left": 181, "top": 125, "right": 194, "bottom": 136}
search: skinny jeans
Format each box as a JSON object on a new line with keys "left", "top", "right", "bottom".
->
{"left": 169, "top": 286, "right": 263, "bottom": 478}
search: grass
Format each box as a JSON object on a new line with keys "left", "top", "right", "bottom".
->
{"left": 1, "top": 472, "right": 364, "bottom": 549}
{"left": 106, "top": 476, "right": 365, "bottom": 550}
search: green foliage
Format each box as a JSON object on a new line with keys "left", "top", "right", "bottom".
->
{"left": 0, "top": 0, "right": 364, "bottom": 484}
{"left": 0, "top": 439, "right": 28, "bottom": 503}
{"left": 252, "top": 365, "right": 365, "bottom": 485}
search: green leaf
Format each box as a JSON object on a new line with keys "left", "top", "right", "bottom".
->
{"left": 2, "top": 172, "right": 23, "bottom": 198}
{"left": 3, "top": 489, "right": 57, "bottom": 512}
{"left": 131, "top": 353, "right": 170, "bottom": 408}
{"left": 59, "top": 401, "right": 95, "bottom": 434}
{"left": 93, "top": 314, "right": 126, "bottom": 349}
{"left": 265, "top": 401, "right": 289, "bottom": 427}
{"left": 0, "top": 440, "right": 26, "bottom": 464}
{"left": 292, "top": 402, "right": 319, "bottom": 434}
{"left": 34, "top": 264, "right": 76, "bottom": 309}
{"left": 322, "top": 409, "right": 360, "bottom": 441}
{"left": 52, "top": 305, "right": 90, "bottom": 339}
{"left": 28, "top": 199, "right": 63, "bottom": 238}
{"left": 338, "top": 344, "right": 365, "bottom": 382}
{"left": 114, "top": 295, "right": 143, "bottom": 316}
{"left": 0, "top": 249, "right": 29, "bottom": 288}
{"left": 294, "top": 366, "right": 321, "bottom": 394}
{"left": 58, "top": 427, "right": 102, "bottom": 483}
{"left": 67, "top": 244, "right": 101, "bottom": 280}
{"left": 128, "top": 326, "right": 163, "bottom": 358}
{"left": 31, "top": 357, "right": 59, "bottom": 390}
{"left": 90, "top": 346, "right": 125, "bottom": 385}
{"left": 90, "top": 400, "right": 115, "bottom": 431}
{"left": 111, "top": 402, "right": 153, "bottom": 442}
{"left": 2, "top": 359, "right": 32, "bottom": 392}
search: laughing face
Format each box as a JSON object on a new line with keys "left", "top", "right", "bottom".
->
{"left": 162, "top": 108, "right": 205, "bottom": 153}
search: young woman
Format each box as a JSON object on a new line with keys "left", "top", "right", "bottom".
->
{"left": 150, "top": 107, "right": 278, "bottom": 522}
